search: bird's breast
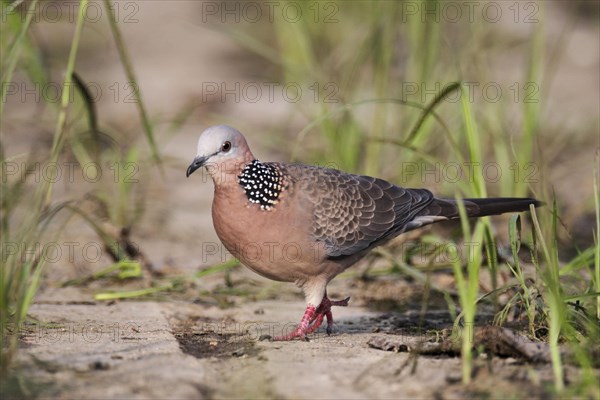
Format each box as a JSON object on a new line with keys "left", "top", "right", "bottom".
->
{"left": 211, "top": 183, "right": 325, "bottom": 282}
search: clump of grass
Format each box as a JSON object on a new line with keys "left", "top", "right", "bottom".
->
{"left": 1, "top": 0, "right": 89, "bottom": 374}
{"left": 91, "top": 259, "right": 241, "bottom": 302}
{"left": 505, "top": 214, "right": 537, "bottom": 335}
{"left": 530, "top": 202, "right": 566, "bottom": 391}
{"left": 529, "top": 195, "right": 599, "bottom": 395}
{"left": 449, "top": 198, "right": 486, "bottom": 384}
{"left": 1, "top": 0, "right": 160, "bottom": 374}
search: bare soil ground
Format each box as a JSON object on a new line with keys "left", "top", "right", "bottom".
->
{"left": 4, "top": 284, "right": 576, "bottom": 399}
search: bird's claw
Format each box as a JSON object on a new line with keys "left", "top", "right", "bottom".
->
{"left": 272, "top": 294, "right": 350, "bottom": 341}
{"left": 331, "top": 296, "right": 351, "bottom": 307}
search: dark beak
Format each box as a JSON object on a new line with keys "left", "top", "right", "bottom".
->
{"left": 186, "top": 156, "right": 208, "bottom": 177}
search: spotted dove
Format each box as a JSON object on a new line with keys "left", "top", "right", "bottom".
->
{"left": 186, "top": 125, "right": 541, "bottom": 341}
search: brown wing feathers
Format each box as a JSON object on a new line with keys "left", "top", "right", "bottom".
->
{"left": 288, "top": 164, "right": 539, "bottom": 259}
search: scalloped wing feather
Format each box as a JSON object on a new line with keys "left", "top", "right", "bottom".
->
{"left": 283, "top": 163, "right": 435, "bottom": 258}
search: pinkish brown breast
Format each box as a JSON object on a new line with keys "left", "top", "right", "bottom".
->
{"left": 211, "top": 182, "right": 331, "bottom": 284}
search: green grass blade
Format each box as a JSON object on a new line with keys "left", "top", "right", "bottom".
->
{"left": 44, "top": 0, "right": 88, "bottom": 206}
{"left": 195, "top": 258, "right": 240, "bottom": 279}
{"left": 95, "top": 285, "right": 172, "bottom": 301}
{"left": 404, "top": 82, "right": 461, "bottom": 146}
{"left": 450, "top": 195, "right": 485, "bottom": 384}
{"left": 460, "top": 83, "right": 486, "bottom": 198}
{"left": 517, "top": 3, "right": 545, "bottom": 197}
{"left": 103, "top": 0, "right": 161, "bottom": 165}
{"left": 530, "top": 203, "right": 565, "bottom": 392}
{"left": 594, "top": 149, "right": 600, "bottom": 319}
{"left": 507, "top": 214, "right": 536, "bottom": 334}
{"left": 0, "top": 0, "right": 39, "bottom": 117}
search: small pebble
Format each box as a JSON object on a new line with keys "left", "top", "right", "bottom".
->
{"left": 90, "top": 360, "right": 110, "bottom": 370}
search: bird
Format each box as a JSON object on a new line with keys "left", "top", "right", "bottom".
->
{"left": 186, "top": 125, "right": 541, "bottom": 341}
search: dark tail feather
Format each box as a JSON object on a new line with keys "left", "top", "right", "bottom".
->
{"left": 429, "top": 197, "right": 542, "bottom": 219}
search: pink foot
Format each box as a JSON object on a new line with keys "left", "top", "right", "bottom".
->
{"left": 272, "top": 295, "right": 350, "bottom": 341}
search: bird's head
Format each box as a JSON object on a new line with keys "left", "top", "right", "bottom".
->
{"left": 186, "top": 125, "right": 254, "bottom": 185}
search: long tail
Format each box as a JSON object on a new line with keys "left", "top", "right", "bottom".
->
{"left": 437, "top": 197, "right": 543, "bottom": 218}
{"left": 407, "top": 197, "right": 542, "bottom": 231}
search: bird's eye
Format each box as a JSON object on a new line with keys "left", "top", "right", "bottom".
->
{"left": 221, "top": 141, "right": 231, "bottom": 152}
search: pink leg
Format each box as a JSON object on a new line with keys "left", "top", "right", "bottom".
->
{"left": 305, "top": 296, "right": 331, "bottom": 334}
{"left": 305, "top": 312, "right": 326, "bottom": 334}
{"left": 272, "top": 305, "right": 317, "bottom": 341}
{"left": 272, "top": 295, "right": 351, "bottom": 341}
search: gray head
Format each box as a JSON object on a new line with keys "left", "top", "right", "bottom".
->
{"left": 186, "top": 125, "right": 255, "bottom": 181}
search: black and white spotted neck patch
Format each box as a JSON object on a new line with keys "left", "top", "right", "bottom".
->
{"left": 238, "top": 160, "right": 287, "bottom": 210}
